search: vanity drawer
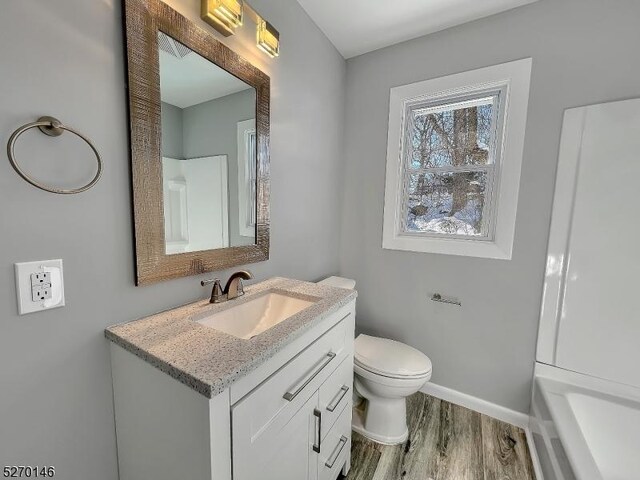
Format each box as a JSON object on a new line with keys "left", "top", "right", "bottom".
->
{"left": 319, "top": 356, "right": 353, "bottom": 440}
{"left": 319, "top": 403, "right": 352, "bottom": 480}
{"left": 232, "top": 315, "right": 349, "bottom": 442}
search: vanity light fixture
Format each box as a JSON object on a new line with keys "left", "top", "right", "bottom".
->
{"left": 201, "top": 0, "right": 279, "bottom": 57}
{"left": 256, "top": 18, "right": 279, "bottom": 58}
{"left": 201, "top": 0, "right": 244, "bottom": 36}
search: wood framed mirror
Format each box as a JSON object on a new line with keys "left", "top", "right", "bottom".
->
{"left": 123, "top": 0, "right": 270, "bottom": 285}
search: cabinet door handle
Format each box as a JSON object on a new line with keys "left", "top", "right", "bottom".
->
{"left": 326, "top": 385, "right": 350, "bottom": 412}
{"left": 313, "top": 409, "right": 322, "bottom": 453}
{"left": 325, "top": 436, "right": 348, "bottom": 468}
{"left": 283, "top": 352, "right": 337, "bottom": 401}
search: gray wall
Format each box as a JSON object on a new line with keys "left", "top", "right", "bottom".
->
{"left": 160, "top": 101, "right": 184, "bottom": 159}
{"left": 0, "top": 0, "right": 345, "bottom": 478}
{"left": 340, "top": 0, "right": 640, "bottom": 413}
{"left": 183, "top": 88, "right": 256, "bottom": 247}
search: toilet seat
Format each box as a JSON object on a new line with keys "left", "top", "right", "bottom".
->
{"left": 354, "top": 359, "right": 432, "bottom": 381}
{"left": 354, "top": 363, "right": 431, "bottom": 389}
{"left": 354, "top": 334, "right": 432, "bottom": 379}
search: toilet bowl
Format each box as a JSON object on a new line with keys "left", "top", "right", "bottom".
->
{"left": 317, "top": 276, "right": 433, "bottom": 445}
{"left": 352, "top": 334, "right": 432, "bottom": 444}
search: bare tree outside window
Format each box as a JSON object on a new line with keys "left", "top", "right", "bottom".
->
{"left": 403, "top": 95, "right": 498, "bottom": 237}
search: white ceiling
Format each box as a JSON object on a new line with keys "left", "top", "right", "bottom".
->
{"left": 159, "top": 42, "right": 252, "bottom": 109}
{"left": 296, "top": 0, "right": 539, "bottom": 59}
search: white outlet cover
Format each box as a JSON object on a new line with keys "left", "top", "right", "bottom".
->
{"left": 15, "top": 259, "right": 65, "bottom": 315}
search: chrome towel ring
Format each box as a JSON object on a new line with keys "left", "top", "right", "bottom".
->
{"left": 6, "top": 116, "right": 102, "bottom": 194}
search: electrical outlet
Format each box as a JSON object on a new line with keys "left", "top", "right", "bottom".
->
{"left": 32, "top": 284, "right": 53, "bottom": 302}
{"left": 15, "top": 259, "right": 65, "bottom": 315}
{"left": 31, "top": 272, "right": 51, "bottom": 286}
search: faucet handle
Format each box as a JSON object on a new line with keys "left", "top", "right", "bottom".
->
{"left": 202, "top": 278, "right": 225, "bottom": 303}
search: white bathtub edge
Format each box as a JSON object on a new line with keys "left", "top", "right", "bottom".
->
{"left": 525, "top": 426, "right": 545, "bottom": 480}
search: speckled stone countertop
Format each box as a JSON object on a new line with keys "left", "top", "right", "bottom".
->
{"left": 105, "top": 277, "right": 356, "bottom": 398}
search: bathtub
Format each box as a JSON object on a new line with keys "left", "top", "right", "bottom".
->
{"left": 530, "top": 363, "right": 640, "bottom": 480}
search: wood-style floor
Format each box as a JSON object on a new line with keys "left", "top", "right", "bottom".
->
{"left": 340, "top": 393, "right": 535, "bottom": 480}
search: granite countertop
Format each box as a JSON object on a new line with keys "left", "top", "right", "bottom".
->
{"left": 105, "top": 277, "right": 357, "bottom": 398}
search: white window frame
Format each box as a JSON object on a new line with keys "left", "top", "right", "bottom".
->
{"left": 237, "top": 119, "right": 257, "bottom": 237}
{"left": 382, "top": 58, "right": 532, "bottom": 259}
{"left": 399, "top": 92, "right": 503, "bottom": 241}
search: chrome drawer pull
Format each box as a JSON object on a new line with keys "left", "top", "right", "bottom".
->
{"left": 325, "top": 436, "right": 348, "bottom": 468}
{"left": 313, "top": 409, "right": 322, "bottom": 453}
{"left": 326, "top": 385, "right": 350, "bottom": 412}
{"left": 283, "top": 352, "right": 337, "bottom": 401}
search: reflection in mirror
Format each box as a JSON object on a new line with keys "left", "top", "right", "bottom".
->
{"left": 158, "top": 31, "right": 257, "bottom": 255}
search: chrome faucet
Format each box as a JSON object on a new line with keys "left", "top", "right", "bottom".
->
{"left": 201, "top": 270, "right": 253, "bottom": 304}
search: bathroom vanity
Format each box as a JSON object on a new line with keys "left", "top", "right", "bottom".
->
{"left": 114, "top": 5, "right": 355, "bottom": 477}
{"left": 106, "top": 278, "right": 356, "bottom": 480}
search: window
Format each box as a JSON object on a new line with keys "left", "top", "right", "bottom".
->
{"left": 383, "top": 59, "right": 532, "bottom": 259}
{"left": 403, "top": 94, "right": 499, "bottom": 238}
{"left": 237, "top": 119, "right": 257, "bottom": 238}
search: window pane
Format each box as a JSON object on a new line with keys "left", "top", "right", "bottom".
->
{"left": 408, "top": 97, "right": 495, "bottom": 169}
{"left": 405, "top": 171, "right": 488, "bottom": 236}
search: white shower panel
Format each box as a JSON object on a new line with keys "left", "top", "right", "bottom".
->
{"left": 162, "top": 155, "right": 229, "bottom": 254}
{"left": 538, "top": 98, "right": 640, "bottom": 389}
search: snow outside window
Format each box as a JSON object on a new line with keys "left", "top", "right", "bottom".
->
{"left": 402, "top": 95, "right": 499, "bottom": 239}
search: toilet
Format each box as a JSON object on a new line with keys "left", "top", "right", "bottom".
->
{"left": 318, "top": 276, "right": 432, "bottom": 445}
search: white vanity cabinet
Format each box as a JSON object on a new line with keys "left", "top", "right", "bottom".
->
{"left": 232, "top": 385, "right": 352, "bottom": 480}
{"left": 233, "top": 337, "right": 354, "bottom": 480}
{"left": 110, "top": 299, "right": 355, "bottom": 480}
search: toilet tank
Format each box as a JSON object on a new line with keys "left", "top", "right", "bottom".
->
{"left": 318, "top": 276, "right": 356, "bottom": 290}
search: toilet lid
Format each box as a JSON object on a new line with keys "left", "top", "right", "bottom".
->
{"left": 354, "top": 334, "right": 432, "bottom": 378}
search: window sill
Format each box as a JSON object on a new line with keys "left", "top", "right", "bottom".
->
{"left": 382, "top": 233, "right": 513, "bottom": 259}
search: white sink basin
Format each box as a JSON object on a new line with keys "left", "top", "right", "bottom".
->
{"left": 195, "top": 292, "right": 317, "bottom": 339}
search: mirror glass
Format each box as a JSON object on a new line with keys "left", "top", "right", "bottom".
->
{"left": 158, "top": 31, "right": 257, "bottom": 254}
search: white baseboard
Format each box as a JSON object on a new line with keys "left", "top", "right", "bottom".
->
{"left": 420, "top": 382, "right": 529, "bottom": 428}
